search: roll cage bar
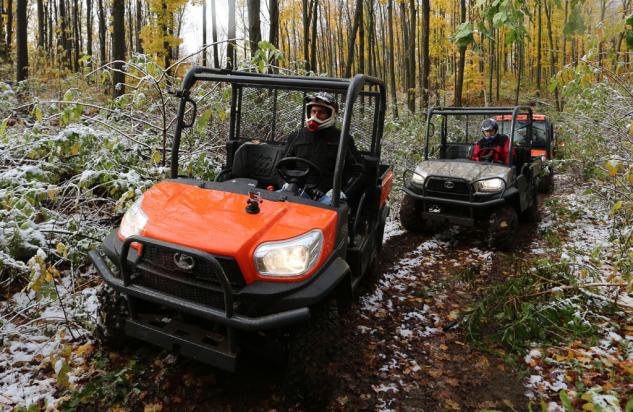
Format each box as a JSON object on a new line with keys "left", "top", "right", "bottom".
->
{"left": 171, "top": 67, "right": 387, "bottom": 208}
{"left": 424, "top": 106, "right": 534, "bottom": 166}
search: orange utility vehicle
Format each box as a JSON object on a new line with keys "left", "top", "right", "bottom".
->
{"left": 89, "top": 68, "right": 393, "bottom": 371}
{"left": 496, "top": 113, "right": 556, "bottom": 192}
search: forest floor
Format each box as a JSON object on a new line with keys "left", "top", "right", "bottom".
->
{"left": 2, "top": 169, "right": 631, "bottom": 411}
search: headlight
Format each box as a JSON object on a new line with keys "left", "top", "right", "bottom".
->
{"left": 118, "top": 197, "right": 148, "bottom": 238}
{"left": 409, "top": 167, "right": 428, "bottom": 186}
{"left": 254, "top": 229, "right": 323, "bottom": 277}
{"left": 474, "top": 178, "right": 505, "bottom": 193}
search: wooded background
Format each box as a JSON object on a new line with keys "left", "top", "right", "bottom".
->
{"left": 3, "top": 0, "right": 633, "bottom": 109}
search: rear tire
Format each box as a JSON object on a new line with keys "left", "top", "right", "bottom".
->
{"left": 95, "top": 285, "right": 129, "bottom": 349}
{"left": 399, "top": 194, "right": 426, "bottom": 233}
{"left": 539, "top": 167, "right": 554, "bottom": 194}
{"left": 488, "top": 207, "right": 518, "bottom": 251}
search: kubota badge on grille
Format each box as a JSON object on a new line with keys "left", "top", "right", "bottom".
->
{"left": 173, "top": 253, "right": 195, "bottom": 271}
{"left": 443, "top": 180, "right": 455, "bottom": 189}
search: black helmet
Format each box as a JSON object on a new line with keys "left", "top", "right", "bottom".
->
{"left": 481, "top": 118, "right": 498, "bottom": 132}
{"left": 305, "top": 92, "right": 339, "bottom": 113}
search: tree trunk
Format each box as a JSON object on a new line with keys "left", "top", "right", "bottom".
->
{"left": 387, "top": 0, "right": 398, "bottom": 117}
{"left": 0, "top": 0, "right": 5, "bottom": 61}
{"left": 454, "top": 0, "right": 466, "bottom": 106}
{"left": 135, "top": 0, "right": 143, "bottom": 53}
{"left": 420, "top": 0, "right": 430, "bottom": 110}
{"left": 302, "top": 0, "right": 310, "bottom": 71}
{"left": 37, "top": 0, "right": 45, "bottom": 49}
{"left": 247, "top": 0, "right": 261, "bottom": 58}
{"left": 405, "top": 0, "right": 415, "bottom": 112}
{"left": 514, "top": 42, "right": 522, "bottom": 105}
{"left": 536, "top": 0, "right": 542, "bottom": 92}
{"left": 562, "top": 0, "right": 568, "bottom": 67}
{"left": 487, "top": 25, "right": 494, "bottom": 106}
{"left": 202, "top": 0, "right": 207, "bottom": 65}
{"left": 211, "top": 0, "right": 219, "bottom": 66}
{"left": 310, "top": 0, "right": 318, "bottom": 71}
{"left": 97, "top": 0, "right": 106, "bottom": 64}
{"left": 358, "top": 0, "right": 364, "bottom": 75}
{"left": 112, "top": 0, "right": 125, "bottom": 97}
{"left": 269, "top": 0, "right": 279, "bottom": 67}
{"left": 227, "top": 0, "right": 236, "bottom": 69}
{"left": 344, "top": 0, "right": 363, "bottom": 78}
{"left": 72, "top": 0, "right": 80, "bottom": 70}
{"left": 16, "top": 0, "right": 28, "bottom": 80}
{"left": 126, "top": 0, "right": 134, "bottom": 58}
{"left": 6, "top": 0, "right": 13, "bottom": 58}
{"left": 400, "top": 2, "right": 408, "bottom": 96}
{"left": 544, "top": 0, "right": 560, "bottom": 111}
{"left": 160, "top": 0, "right": 172, "bottom": 69}
{"left": 86, "top": 0, "right": 93, "bottom": 57}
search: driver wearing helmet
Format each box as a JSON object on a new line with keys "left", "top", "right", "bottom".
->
{"left": 471, "top": 118, "right": 510, "bottom": 164}
{"left": 283, "top": 92, "right": 363, "bottom": 202}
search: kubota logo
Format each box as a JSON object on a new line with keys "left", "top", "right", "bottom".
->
{"left": 443, "top": 180, "right": 455, "bottom": 189}
{"left": 173, "top": 253, "right": 195, "bottom": 271}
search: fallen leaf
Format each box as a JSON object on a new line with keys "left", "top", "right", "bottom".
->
{"left": 336, "top": 396, "right": 349, "bottom": 406}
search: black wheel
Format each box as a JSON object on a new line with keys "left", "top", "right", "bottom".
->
{"left": 488, "top": 206, "right": 518, "bottom": 251}
{"left": 539, "top": 167, "right": 554, "bottom": 194}
{"left": 95, "top": 285, "right": 129, "bottom": 348}
{"left": 282, "top": 298, "right": 342, "bottom": 408}
{"left": 520, "top": 187, "right": 539, "bottom": 223}
{"left": 399, "top": 194, "right": 425, "bottom": 233}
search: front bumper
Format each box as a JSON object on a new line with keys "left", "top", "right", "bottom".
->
{"left": 89, "top": 231, "right": 351, "bottom": 370}
{"left": 403, "top": 186, "right": 516, "bottom": 226}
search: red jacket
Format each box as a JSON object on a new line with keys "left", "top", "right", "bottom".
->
{"left": 471, "top": 134, "right": 510, "bottom": 164}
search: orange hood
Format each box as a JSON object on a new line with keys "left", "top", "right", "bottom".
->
{"left": 136, "top": 181, "right": 338, "bottom": 283}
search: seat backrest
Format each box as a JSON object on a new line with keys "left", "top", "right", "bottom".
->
{"left": 445, "top": 144, "right": 473, "bottom": 159}
{"left": 231, "top": 142, "right": 285, "bottom": 187}
{"left": 512, "top": 146, "right": 532, "bottom": 172}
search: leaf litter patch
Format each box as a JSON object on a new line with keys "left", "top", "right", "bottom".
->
{"left": 520, "top": 175, "right": 632, "bottom": 409}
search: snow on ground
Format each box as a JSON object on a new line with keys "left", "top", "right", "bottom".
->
{"left": 523, "top": 175, "right": 633, "bottom": 404}
{"left": 0, "top": 269, "right": 99, "bottom": 410}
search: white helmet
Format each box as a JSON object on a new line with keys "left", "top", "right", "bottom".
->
{"left": 305, "top": 92, "right": 338, "bottom": 132}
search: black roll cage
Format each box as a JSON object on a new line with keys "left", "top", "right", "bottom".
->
{"left": 171, "top": 67, "right": 387, "bottom": 207}
{"left": 424, "top": 106, "right": 534, "bottom": 166}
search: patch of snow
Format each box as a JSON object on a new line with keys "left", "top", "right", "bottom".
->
{"left": 525, "top": 349, "right": 542, "bottom": 364}
{"left": 372, "top": 383, "right": 399, "bottom": 393}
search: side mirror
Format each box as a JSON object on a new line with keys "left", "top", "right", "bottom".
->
{"left": 182, "top": 98, "right": 197, "bottom": 128}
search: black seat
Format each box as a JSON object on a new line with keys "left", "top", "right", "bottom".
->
{"left": 230, "top": 142, "right": 285, "bottom": 187}
{"left": 444, "top": 144, "right": 473, "bottom": 159}
{"left": 512, "top": 146, "right": 532, "bottom": 173}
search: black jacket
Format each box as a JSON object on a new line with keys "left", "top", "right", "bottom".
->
{"left": 284, "top": 126, "right": 363, "bottom": 194}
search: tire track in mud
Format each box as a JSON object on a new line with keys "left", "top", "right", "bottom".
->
{"left": 305, "top": 227, "right": 531, "bottom": 411}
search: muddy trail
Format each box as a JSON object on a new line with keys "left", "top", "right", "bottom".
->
{"left": 95, "top": 195, "right": 559, "bottom": 412}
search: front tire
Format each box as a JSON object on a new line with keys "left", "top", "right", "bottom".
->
{"left": 520, "top": 188, "right": 539, "bottom": 223}
{"left": 399, "top": 194, "right": 425, "bottom": 233}
{"left": 488, "top": 206, "right": 519, "bottom": 251}
{"left": 95, "top": 285, "right": 129, "bottom": 348}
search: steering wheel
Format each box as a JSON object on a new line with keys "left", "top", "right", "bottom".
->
{"left": 276, "top": 157, "right": 322, "bottom": 190}
{"left": 477, "top": 147, "right": 504, "bottom": 164}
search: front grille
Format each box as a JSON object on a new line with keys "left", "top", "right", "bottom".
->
{"left": 141, "top": 244, "right": 245, "bottom": 289}
{"left": 135, "top": 270, "right": 227, "bottom": 308}
{"left": 129, "top": 243, "right": 246, "bottom": 309}
{"left": 425, "top": 177, "right": 471, "bottom": 200}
